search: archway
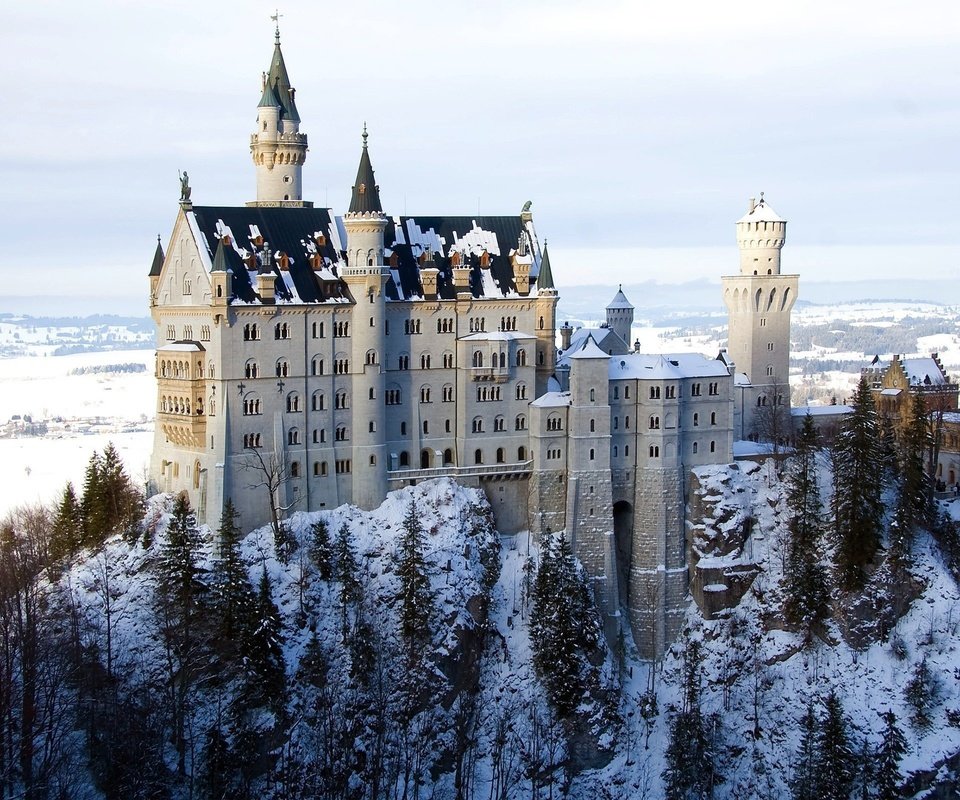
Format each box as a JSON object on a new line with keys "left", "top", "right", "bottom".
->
{"left": 613, "top": 501, "right": 633, "bottom": 609}
{"left": 420, "top": 449, "right": 431, "bottom": 470}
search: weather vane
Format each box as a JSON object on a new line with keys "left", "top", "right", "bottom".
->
{"left": 271, "top": 9, "right": 283, "bottom": 39}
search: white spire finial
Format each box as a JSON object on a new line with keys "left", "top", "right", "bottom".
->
{"left": 270, "top": 9, "right": 283, "bottom": 42}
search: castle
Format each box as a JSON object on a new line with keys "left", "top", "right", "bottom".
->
{"left": 148, "top": 30, "right": 797, "bottom": 657}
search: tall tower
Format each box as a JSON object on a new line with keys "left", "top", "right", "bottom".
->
{"left": 605, "top": 286, "right": 634, "bottom": 348}
{"left": 534, "top": 240, "right": 559, "bottom": 395}
{"left": 722, "top": 195, "right": 798, "bottom": 439}
{"left": 249, "top": 25, "right": 309, "bottom": 207}
{"left": 341, "top": 126, "right": 389, "bottom": 508}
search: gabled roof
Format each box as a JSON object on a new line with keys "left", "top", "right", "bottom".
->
{"left": 537, "top": 242, "right": 555, "bottom": 291}
{"left": 567, "top": 334, "right": 610, "bottom": 360}
{"left": 149, "top": 236, "right": 164, "bottom": 277}
{"left": 348, "top": 127, "right": 383, "bottom": 214}
{"left": 607, "top": 352, "right": 732, "bottom": 380}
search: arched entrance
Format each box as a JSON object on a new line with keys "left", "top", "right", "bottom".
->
{"left": 420, "top": 449, "right": 431, "bottom": 469}
{"left": 613, "top": 501, "right": 633, "bottom": 609}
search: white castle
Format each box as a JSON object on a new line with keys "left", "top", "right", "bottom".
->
{"left": 148, "top": 31, "right": 796, "bottom": 657}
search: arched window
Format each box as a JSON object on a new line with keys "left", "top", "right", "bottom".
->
{"left": 515, "top": 414, "right": 526, "bottom": 431}
{"left": 366, "top": 349, "right": 378, "bottom": 365}
{"left": 472, "top": 351, "right": 483, "bottom": 368}
{"left": 516, "top": 382, "right": 527, "bottom": 400}
{"left": 589, "top": 419, "right": 595, "bottom": 432}
{"left": 288, "top": 428, "right": 301, "bottom": 445}
{"left": 400, "top": 451, "right": 410, "bottom": 467}
{"left": 693, "top": 413, "right": 699, "bottom": 427}
{"left": 649, "top": 415, "right": 660, "bottom": 429}
{"left": 335, "top": 425, "right": 347, "bottom": 441}
{"left": 494, "top": 415, "right": 505, "bottom": 432}
{"left": 245, "top": 359, "right": 259, "bottom": 379}
{"left": 474, "top": 449, "right": 483, "bottom": 465}
{"left": 444, "top": 448, "right": 453, "bottom": 465}
{"left": 420, "top": 386, "right": 432, "bottom": 403}
{"left": 335, "top": 390, "right": 348, "bottom": 409}
{"left": 710, "top": 411, "right": 717, "bottom": 426}
{"left": 276, "top": 359, "right": 289, "bottom": 378}
{"left": 693, "top": 442, "right": 699, "bottom": 454}
{"left": 290, "top": 461, "right": 301, "bottom": 477}
{"left": 311, "top": 356, "right": 324, "bottom": 376}
{"left": 496, "top": 447, "right": 505, "bottom": 464}
{"left": 516, "top": 349, "right": 526, "bottom": 367}
{"left": 286, "top": 392, "right": 301, "bottom": 413}
{"left": 589, "top": 448, "right": 595, "bottom": 460}
{"left": 518, "top": 446, "right": 526, "bottom": 461}
{"left": 589, "top": 388, "right": 595, "bottom": 402}
{"left": 472, "top": 417, "right": 484, "bottom": 433}
{"left": 312, "top": 391, "right": 324, "bottom": 411}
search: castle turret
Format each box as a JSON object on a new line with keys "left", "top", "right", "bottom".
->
{"left": 605, "top": 285, "right": 634, "bottom": 348}
{"left": 722, "top": 195, "right": 798, "bottom": 440}
{"left": 149, "top": 235, "right": 164, "bottom": 304}
{"left": 341, "top": 126, "right": 389, "bottom": 508}
{"left": 534, "top": 239, "right": 559, "bottom": 395}
{"left": 249, "top": 25, "right": 309, "bottom": 207}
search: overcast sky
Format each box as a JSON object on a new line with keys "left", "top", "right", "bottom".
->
{"left": 1, "top": 0, "right": 958, "bottom": 312}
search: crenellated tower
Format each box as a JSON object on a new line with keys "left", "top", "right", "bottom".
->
{"left": 249, "top": 25, "right": 309, "bottom": 207}
{"left": 605, "top": 285, "right": 634, "bottom": 348}
{"left": 722, "top": 195, "right": 797, "bottom": 440}
{"left": 341, "top": 126, "right": 389, "bottom": 508}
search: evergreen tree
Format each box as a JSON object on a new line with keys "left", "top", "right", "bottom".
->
{"left": 237, "top": 569, "right": 286, "bottom": 713}
{"left": 791, "top": 701, "right": 819, "bottom": 800}
{"left": 833, "top": 377, "right": 885, "bottom": 589}
{"left": 875, "top": 709, "right": 906, "bottom": 800}
{"left": 892, "top": 390, "right": 933, "bottom": 568}
{"left": 663, "top": 638, "right": 721, "bottom": 799}
{"left": 99, "top": 442, "right": 143, "bottom": 542}
{"left": 531, "top": 532, "right": 601, "bottom": 717}
{"left": 334, "top": 523, "right": 361, "bottom": 637}
{"left": 80, "top": 450, "right": 104, "bottom": 546}
{"left": 395, "top": 498, "right": 433, "bottom": 647}
{"left": 198, "top": 722, "right": 231, "bottom": 800}
{"left": 783, "top": 414, "right": 830, "bottom": 638}
{"left": 210, "top": 500, "right": 255, "bottom": 653}
{"left": 309, "top": 518, "right": 334, "bottom": 580}
{"left": 815, "top": 691, "right": 855, "bottom": 800}
{"left": 50, "top": 481, "right": 84, "bottom": 561}
{"left": 904, "top": 656, "right": 936, "bottom": 728}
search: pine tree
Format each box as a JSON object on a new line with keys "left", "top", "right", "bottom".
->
{"left": 99, "top": 442, "right": 143, "bottom": 542}
{"left": 815, "top": 691, "right": 855, "bottom": 800}
{"left": 334, "top": 523, "right": 361, "bottom": 638}
{"left": 833, "top": 377, "right": 885, "bottom": 589}
{"left": 783, "top": 414, "right": 830, "bottom": 638}
{"left": 309, "top": 518, "right": 334, "bottom": 580}
{"left": 395, "top": 498, "right": 432, "bottom": 647}
{"left": 875, "top": 709, "right": 906, "bottom": 800}
{"left": 791, "top": 701, "right": 819, "bottom": 800}
{"left": 904, "top": 656, "right": 936, "bottom": 728}
{"left": 80, "top": 450, "right": 104, "bottom": 546}
{"left": 892, "top": 390, "right": 933, "bottom": 568}
{"left": 237, "top": 569, "right": 286, "bottom": 713}
{"left": 210, "top": 500, "right": 255, "bottom": 654}
{"left": 50, "top": 481, "right": 84, "bottom": 561}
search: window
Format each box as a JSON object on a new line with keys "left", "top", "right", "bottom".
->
{"left": 613, "top": 386, "right": 620, "bottom": 400}
{"left": 710, "top": 441, "right": 716, "bottom": 453}
{"left": 420, "top": 386, "right": 432, "bottom": 403}
{"left": 691, "top": 383, "right": 702, "bottom": 397}
{"left": 472, "top": 351, "right": 483, "bottom": 368}
{"left": 275, "top": 322, "right": 290, "bottom": 340}
{"left": 423, "top": 420, "right": 429, "bottom": 435}
{"left": 614, "top": 417, "right": 619, "bottom": 430}
{"left": 589, "top": 388, "right": 595, "bottom": 402}
{"left": 335, "top": 460, "right": 351, "bottom": 474}
{"left": 589, "top": 419, "right": 595, "bottom": 432}
{"left": 496, "top": 448, "right": 505, "bottom": 464}
{"left": 290, "top": 461, "right": 300, "bottom": 477}
{"left": 313, "top": 429, "right": 326, "bottom": 443}
{"left": 760, "top": 318, "right": 767, "bottom": 327}
{"left": 166, "top": 325, "right": 175, "bottom": 340}
{"left": 286, "top": 392, "right": 301, "bottom": 413}
{"left": 288, "top": 428, "right": 301, "bottom": 445}
{"left": 518, "top": 446, "right": 526, "bottom": 461}
{"left": 442, "top": 385, "right": 454, "bottom": 402}
{"left": 693, "top": 413, "right": 699, "bottom": 427}
{"left": 474, "top": 449, "right": 483, "bottom": 465}
{"left": 366, "top": 349, "right": 378, "bottom": 365}
{"left": 334, "top": 358, "right": 349, "bottom": 374}
{"left": 335, "top": 425, "right": 348, "bottom": 441}
{"left": 200, "top": 325, "right": 210, "bottom": 341}
{"left": 369, "top": 388, "right": 376, "bottom": 400}
{"left": 649, "top": 415, "right": 660, "bottom": 430}
{"left": 650, "top": 386, "right": 661, "bottom": 399}
{"left": 183, "top": 276, "right": 192, "bottom": 295}
{"left": 276, "top": 359, "right": 289, "bottom": 378}
{"left": 494, "top": 416, "right": 505, "bottom": 432}
{"left": 444, "top": 448, "right": 453, "bottom": 465}
{"left": 613, "top": 445, "right": 618, "bottom": 457}
{"left": 708, "top": 382, "right": 719, "bottom": 396}
{"left": 625, "top": 386, "right": 630, "bottom": 399}
{"left": 311, "top": 357, "right": 324, "bottom": 376}
{"left": 443, "top": 352, "right": 454, "bottom": 368}
{"left": 624, "top": 445, "right": 629, "bottom": 457}
{"left": 370, "top": 455, "right": 377, "bottom": 466}
{"left": 335, "top": 390, "right": 348, "bottom": 409}
{"left": 181, "top": 326, "right": 192, "bottom": 339}
{"left": 515, "top": 414, "right": 527, "bottom": 431}
{"left": 589, "top": 448, "right": 595, "bottom": 460}
{"left": 245, "top": 360, "right": 259, "bottom": 379}
{"left": 243, "top": 395, "right": 262, "bottom": 415}
{"left": 766, "top": 365, "right": 774, "bottom": 377}
{"left": 666, "top": 385, "right": 676, "bottom": 399}
{"left": 693, "top": 442, "right": 699, "bottom": 454}
{"left": 243, "top": 433, "right": 262, "bottom": 449}
{"left": 649, "top": 445, "right": 659, "bottom": 458}
{"left": 313, "top": 461, "right": 323, "bottom": 476}
{"left": 547, "top": 415, "right": 562, "bottom": 431}
{"left": 312, "top": 392, "right": 325, "bottom": 411}
{"left": 385, "top": 389, "right": 402, "bottom": 405}
{"left": 710, "top": 411, "right": 717, "bottom": 426}
{"left": 767, "top": 342, "right": 774, "bottom": 351}
{"left": 369, "top": 421, "right": 377, "bottom": 433}
{"left": 445, "top": 419, "right": 451, "bottom": 433}
{"left": 400, "top": 422, "right": 407, "bottom": 436}
{"left": 334, "top": 321, "right": 349, "bottom": 337}
{"left": 399, "top": 451, "right": 410, "bottom": 467}
{"left": 398, "top": 354, "right": 410, "bottom": 370}
{"left": 516, "top": 382, "right": 527, "bottom": 400}
{"left": 516, "top": 349, "right": 526, "bottom": 367}
{"left": 472, "top": 417, "right": 484, "bottom": 434}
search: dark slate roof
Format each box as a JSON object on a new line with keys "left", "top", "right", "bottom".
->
{"left": 383, "top": 216, "right": 531, "bottom": 300}
{"left": 149, "top": 236, "right": 164, "bottom": 277}
{"left": 266, "top": 38, "right": 299, "bottom": 122}
{"left": 258, "top": 80, "right": 280, "bottom": 108}
{"left": 210, "top": 239, "right": 228, "bottom": 272}
{"left": 348, "top": 130, "right": 383, "bottom": 214}
{"left": 190, "top": 206, "right": 344, "bottom": 304}
{"left": 538, "top": 242, "right": 555, "bottom": 290}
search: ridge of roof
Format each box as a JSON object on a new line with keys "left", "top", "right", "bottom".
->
{"left": 568, "top": 333, "right": 610, "bottom": 360}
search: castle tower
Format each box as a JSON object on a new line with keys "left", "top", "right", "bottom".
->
{"left": 605, "top": 285, "right": 634, "bottom": 348}
{"left": 721, "top": 195, "right": 798, "bottom": 439}
{"left": 341, "top": 126, "right": 389, "bottom": 508}
{"left": 534, "top": 239, "right": 559, "bottom": 396}
{"left": 249, "top": 25, "right": 309, "bottom": 207}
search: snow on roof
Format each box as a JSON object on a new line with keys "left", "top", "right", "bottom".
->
{"left": 546, "top": 375, "right": 562, "bottom": 393}
{"left": 941, "top": 412, "right": 960, "bottom": 425}
{"left": 607, "top": 352, "right": 729, "bottom": 380}
{"left": 901, "top": 357, "right": 948, "bottom": 386}
{"left": 567, "top": 335, "right": 610, "bottom": 360}
{"left": 606, "top": 287, "right": 633, "bottom": 309}
{"left": 734, "top": 372, "right": 751, "bottom": 386}
{"left": 733, "top": 440, "right": 783, "bottom": 457}
{"left": 158, "top": 341, "right": 205, "bottom": 352}
{"left": 880, "top": 388, "right": 903, "bottom": 396}
{"left": 564, "top": 326, "right": 620, "bottom": 353}
{"left": 531, "top": 391, "right": 572, "bottom": 408}
{"left": 737, "top": 197, "right": 784, "bottom": 224}
{"left": 791, "top": 405, "right": 853, "bottom": 417}
{"left": 461, "top": 331, "right": 534, "bottom": 342}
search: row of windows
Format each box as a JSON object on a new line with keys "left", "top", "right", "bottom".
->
{"left": 159, "top": 395, "right": 208, "bottom": 415}
{"left": 165, "top": 325, "right": 211, "bottom": 342}
{"left": 642, "top": 381, "right": 720, "bottom": 400}
{"left": 477, "top": 386, "right": 502, "bottom": 402}
{"left": 471, "top": 415, "right": 526, "bottom": 433}
{"left": 159, "top": 358, "right": 212, "bottom": 379}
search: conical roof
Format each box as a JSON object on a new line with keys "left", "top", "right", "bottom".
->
{"left": 266, "top": 35, "right": 299, "bottom": 122}
{"left": 348, "top": 126, "right": 383, "bottom": 214}
{"left": 258, "top": 79, "right": 280, "bottom": 108}
{"left": 149, "top": 236, "right": 164, "bottom": 277}
{"left": 537, "top": 241, "right": 555, "bottom": 290}
{"left": 211, "top": 239, "right": 228, "bottom": 272}
{"left": 737, "top": 195, "right": 784, "bottom": 224}
{"left": 607, "top": 285, "right": 633, "bottom": 309}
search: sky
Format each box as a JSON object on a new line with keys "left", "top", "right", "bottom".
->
{"left": 1, "top": 0, "right": 958, "bottom": 314}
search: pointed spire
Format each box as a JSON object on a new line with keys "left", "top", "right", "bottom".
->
{"left": 149, "top": 235, "right": 164, "bottom": 277}
{"left": 258, "top": 79, "right": 280, "bottom": 108}
{"left": 537, "top": 240, "right": 555, "bottom": 290}
{"left": 211, "top": 239, "right": 228, "bottom": 273}
{"left": 348, "top": 125, "right": 383, "bottom": 214}
{"left": 265, "top": 26, "right": 299, "bottom": 122}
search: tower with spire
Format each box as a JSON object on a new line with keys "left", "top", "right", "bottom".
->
{"left": 722, "top": 195, "right": 798, "bottom": 440}
{"left": 605, "top": 285, "right": 634, "bottom": 348}
{"left": 249, "top": 23, "right": 309, "bottom": 207}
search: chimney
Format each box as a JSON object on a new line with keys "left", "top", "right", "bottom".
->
{"left": 748, "top": 197, "right": 756, "bottom": 214}
{"left": 560, "top": 322, "right": 573, "bottom": 351}
{"left": 420, "top": 267, "right": 440, "bottom": 300}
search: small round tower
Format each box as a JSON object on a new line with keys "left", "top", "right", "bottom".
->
{"left": 736, "top": 194, "right": 786, "bottom": 276}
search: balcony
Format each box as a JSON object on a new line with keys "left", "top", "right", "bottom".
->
{"left": 387, "top": 460, "right": 532, "bottom": 485}
{"left": 158, "top": 411, "right": 207, "bottom": 450}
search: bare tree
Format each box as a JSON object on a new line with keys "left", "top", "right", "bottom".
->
{"left": 753, "top": 376, "right": 791, "bottom": 455}
{"left": 241, "top": 445, "right": 296, "bottom": 553}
